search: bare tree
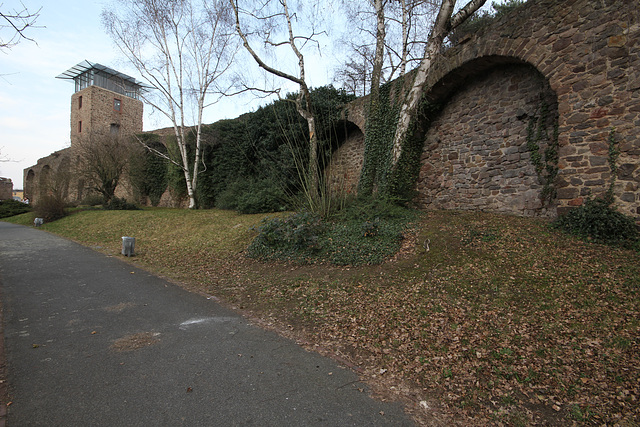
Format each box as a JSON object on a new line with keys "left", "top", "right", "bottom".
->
{"left": 389, "top": 0, "right": 487, "bottom": 168}
{"left": 333, "top": 0, "right": 438, "bottom": 95}
{"left": 334, "top": 52, "right": 372, "bottom": 97}
{"left": 74, "top": 132, "right": 132, "bottom": 204}
{"left": 102, "top": 0, "right": 238, "bottom": 208}
{"left": 357, "top": 0, "right": 486, "bottom": 197}
{"left": 229, "top": 0, "right": 325, "bottom": 203}
{"left": 0, "top": 2, "right": 41, "bottom": 50}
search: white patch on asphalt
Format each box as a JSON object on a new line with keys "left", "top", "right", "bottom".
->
{"left": 179, "top": 317, "right": 237, "bottom": 330}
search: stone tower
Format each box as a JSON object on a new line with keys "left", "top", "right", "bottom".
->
{"left": 56, "top": 60, "right": 145, "bottom": 146}
{"left": 24, "top": 61, "right": 146, "bottom": 204}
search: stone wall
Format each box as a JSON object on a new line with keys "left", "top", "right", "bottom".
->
{"left": 415, "top": 65, "right": 558, "bottom": 216}
{"left": 25, "top": 85, "right": 144, "bottom": 205}
{"left": 70, "top": 85, "right": 143, "bottom": 146}
{"left": 326, "top": 127, "right": 364, "bottom": 195}
{"left": 0, "top": 177, "right": 12, "bottom": 200}
{"left": 331, "top": 0, "right": 640, "bottom": 218}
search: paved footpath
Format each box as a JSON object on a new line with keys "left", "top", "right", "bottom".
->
{"left": 0, "top": 222, "right": 414, "bottom": 426}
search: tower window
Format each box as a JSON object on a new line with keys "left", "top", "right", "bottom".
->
{"left": 78, "top": 121, "right": 82, "bottom": 133}
{"left": 114, "top": 98, "right": 122, "bottom": 112}
{"left": 78, "top": 96, "right": 83, "bottom": 109}
{"left": 110, "top": 123, "right": 120, "bottom": 136}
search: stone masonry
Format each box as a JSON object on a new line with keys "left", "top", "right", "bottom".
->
{"left": 25, "top": 84, "right": 143, "bottom": 205}
{"left": 70, "top": 85, "right": 143, "bottom": 147}
{"left": 334, "top": 0, "right": 640, "bottom": 218}
{"left": 0, "top": 178, "right": 12, "bottom": 201}
{"left": 416, "top": 64, "right": 558, "bottom": 216}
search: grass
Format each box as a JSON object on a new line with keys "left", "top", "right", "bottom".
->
{"left": 3, "top": 208, "right": 640, "bottom": 425}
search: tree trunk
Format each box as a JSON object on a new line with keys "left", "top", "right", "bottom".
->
{"left": 357, "top": 0, "right": 387, "bottom": 197}
{"left": 390, "top": 0, "right": 487, "bottom": 169}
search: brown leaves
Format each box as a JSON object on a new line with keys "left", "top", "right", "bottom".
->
{"left": 46, "top": 208, "right": 640, "bottom": 425}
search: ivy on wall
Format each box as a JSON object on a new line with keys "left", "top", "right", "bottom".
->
{"left": 136, "top": 86, "right": 354, "bottom": 211}
{"left": 128, "top": 133, "right": 169, "bottom": 206}
{"left": 387, "top": 98, "right": 441, "bottom": 203}
{"left": 358, "top": 78, "right": 440, "bottom": 204}
{"left": 358, "top": 80, "right": 402, "bottom": 198}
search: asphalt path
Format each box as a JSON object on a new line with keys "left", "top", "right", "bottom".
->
{"left": 0, "top": 222, "right": 414, "bottom": 426}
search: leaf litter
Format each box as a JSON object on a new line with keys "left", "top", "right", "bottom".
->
{"left": 42, "top": 208, "right": 640, "bottom": 425}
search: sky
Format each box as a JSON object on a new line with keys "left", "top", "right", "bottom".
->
{"left": 0, "top": 0, "right": 335, "bottom": 189}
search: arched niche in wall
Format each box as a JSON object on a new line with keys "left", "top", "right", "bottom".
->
{"left": 414, "top": 58, "right": 559, "bottom": 217}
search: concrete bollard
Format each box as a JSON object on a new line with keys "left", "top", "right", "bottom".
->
{"left": 121, "top": 236, "right": 135, "bottom": 257}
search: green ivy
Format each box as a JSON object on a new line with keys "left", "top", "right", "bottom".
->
{"left": 387, "top": 99, "right": 440, "bottom": 203}
{"left": 358, "top": 79, "right": 403, "bottom": 198}
{"left": 139, "top": 86, "right": 354, "bottom": 211}
{"left": 359, "top": 77, "right": 440, "bottom": 204}
{"left": 128, "top": 134, "right": 169, "bottom": 206}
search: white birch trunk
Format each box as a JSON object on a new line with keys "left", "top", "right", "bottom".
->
{"left": 390, "top": 0, "right": 487, "bottom": 168}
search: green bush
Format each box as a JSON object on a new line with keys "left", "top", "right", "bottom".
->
{"left": 0, "top": 199, "right": 32, "bottom": 218}
{"left": 216, "top": 178, "right": 288, "bottom": 214}
{"left": 80, "top": 194, "right": 106, "bottom": 207}
{"left": 104, "top": 197, "right": 140, "bottom": 211}
{"left": 248, "top": 199, "right": 418, "bottom": 265}
{"left": 553, "top": 198, "right": 639, "bottom": 248}
{"left": 248, "top": 211, "right": 326, "bottom": 261}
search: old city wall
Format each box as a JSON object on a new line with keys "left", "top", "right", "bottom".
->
{"left": 333, "top": 0, "right": 640, "bottom": 217}
{"left": 25, "top": 85, "right": 144, "bottom": 205}
{"left": 0, "top": 178, "right": 12, "bottom": 200}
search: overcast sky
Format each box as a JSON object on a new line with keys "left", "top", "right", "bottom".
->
{"left": 0, "top": 0, "right": 336, "bottom": 189}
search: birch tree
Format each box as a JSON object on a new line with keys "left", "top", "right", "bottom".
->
{"left": 102, "top": 0, "right": 238, "bottom": 208}
{"left": 334, "top": 0, "right": 437, "bottom": 94}
{"left": 390, "top": 0, "right": 487, "bottom": 168}
{"left": 357, "top": 0, "right": 487, "bottom": 197}
{"left": 229, "top": 0, "right": 325, "bottom": 203}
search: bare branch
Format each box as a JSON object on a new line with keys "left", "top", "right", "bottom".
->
{"left": 0, "top": 3, "right": 42, "bottom": 49}
{"left": 103, "top": 0, "right": 239, "bottom": 208}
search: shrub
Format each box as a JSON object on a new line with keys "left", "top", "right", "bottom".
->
{"left": 104, "top": 197, "right": 140, "bottom": 211}
{"left": 80, "top": 194, "right": 106, "bottom": 207}
{"left": 216, "top": 178, "right": 288, "bottom": 214}
{"left": 0, "top": 199, "right": 32, "bottom": 218}
{"left": 33, "top": 195, "right": 67, "bottom": 223}
{"left": 248, "top": 199, "right": 418, "bottom": 265}
{"left": 553, "top": 198, "right": 639, "bottom": 248}
{"left": 248, "top": 211, "right": 325, "bottom": 261}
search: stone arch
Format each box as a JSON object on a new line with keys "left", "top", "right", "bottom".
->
{"left": 414, "top": 61, "right": 559, "bottom": 216}
{"left": 336, "top": 0, "right": 640, "bottom": 217}
{"left": 418, "top": 0, "right": 640, "bottom": 216}
{"left": 326, "top": 119, "right": 365, "bottom": 196}
{"left": 24, "top": 169, "right": 36, "bottom": 202}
